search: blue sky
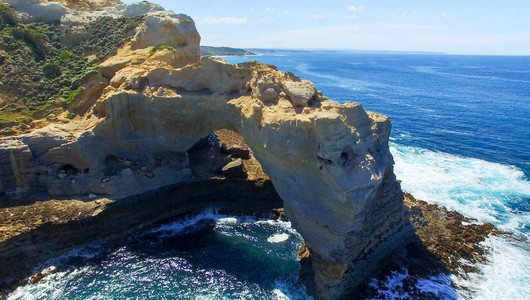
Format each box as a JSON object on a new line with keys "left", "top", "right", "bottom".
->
{"left": 121, "top": 0, "right": 530, "bottom": 55}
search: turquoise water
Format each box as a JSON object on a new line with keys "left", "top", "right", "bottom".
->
{"left": 9, "top": 214, "right": 310, "bottom": 299}
{"left": 9, "top": 52, "right": 530, "bottom": 299}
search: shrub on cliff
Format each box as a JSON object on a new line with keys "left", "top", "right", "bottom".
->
{"left": 0, "top": 3, "right": 17, "bottom": 30}
{"left": 149, "top": 44, "right": 175, "bottom": 56}
{"left": 43, "top": 63, "right": 61, "bottom": 79}
{"left": 73, "top": 16, "right": 144, "bottom": 60}
{"left": 0, "top": 12, "right": 144, "bottom": 134}
{"left": 11, "top": 26, "right": 47, "bottom": 59}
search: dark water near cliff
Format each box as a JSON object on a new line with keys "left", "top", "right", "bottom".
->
{"left": 10, "top": 53, "right": 530, "bottom": 299}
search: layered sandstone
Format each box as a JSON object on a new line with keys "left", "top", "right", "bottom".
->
{"left": 0, "top": 1, "right": 412, "bottom": 298}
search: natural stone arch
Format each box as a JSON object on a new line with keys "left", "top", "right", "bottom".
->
{"left": 14, "top": 58, "right": 412, "bottom": 299}
{"left": 66, "top": 85, "right": 407, "bottom": 298}
{"left": 0, "top": 2, "right": 415, "bottom": 297}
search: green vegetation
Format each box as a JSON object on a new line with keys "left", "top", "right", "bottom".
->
{"left": 149, "top": 44, "right": 175, "bottom": 56}
{"left": 75, "top": 16, "right": 144, "bottom": 60}
{"left": 65, "top": 112, "right": 75, "bottom": 119}
{"left": 57, "top": 0, "right": 122, "bottom": 12}
{"left": 200, "top": 46, "right": 256, "bottom": 57}
{"left": 60, "top": 87, "right": 85, "bottom": 104}
{"left": 0, "top": 3, "right": 17, "bottom": 29}
{"left": 0, "top": 9, "right": 144, "bottom": 131}
{"left": 178, "top": 19, "right": 193, "bottom": 24}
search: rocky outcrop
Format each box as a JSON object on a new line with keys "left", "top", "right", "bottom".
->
{"left": 0, "top": 1, "right": 412, "bottom": 299}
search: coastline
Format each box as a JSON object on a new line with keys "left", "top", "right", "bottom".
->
{"left": 1, "top": 1, "right": 524, "bottom": 298}
{"left": 0, "top": 130, "right": 497, "bottom": 299}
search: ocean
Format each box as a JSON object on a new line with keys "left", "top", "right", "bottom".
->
{"left": 9, "top": 52, "right": 530, "bottom": 299}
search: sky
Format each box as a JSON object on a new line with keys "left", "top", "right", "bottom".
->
{"left": 121, "top": 0, "right": 530, "bottom": 55}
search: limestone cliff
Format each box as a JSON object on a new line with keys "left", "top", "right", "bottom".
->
{"left": 0, "top": 1, "right": 412, "bottom": 299}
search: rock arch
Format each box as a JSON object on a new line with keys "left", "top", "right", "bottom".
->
{"left": 52, "top": 59, "right": 410, "bottom": 298}
{"left": 2, "top": 58, "right": 412, "bottom": 299}
{"left": 0, "top": 2, "right": 412, "bottom": 297}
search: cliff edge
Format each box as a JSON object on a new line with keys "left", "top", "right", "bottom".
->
{"left": 0, "top": 1, "right": 413, "bottom": 299}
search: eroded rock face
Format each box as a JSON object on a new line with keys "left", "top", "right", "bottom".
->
{"left": 0, "top": 2, "right": 411, "bottom": 299}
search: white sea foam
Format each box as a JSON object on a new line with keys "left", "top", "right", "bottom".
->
{"left": 8, "top": 267, "right": 90, "bottom": 300}
{"left": 368, "top": 270, "right": 458, "bottom": 299}
{"left": 452, "top": 235, "right": 530, "bottom": 299}
{"left": 416, "top": 275, "right": 459, "bottom": 299}
{"left": 267, "top": 233, "right": 290, "bottom": 243}
{"left": 33, "top": 244, "right": 102, "bottom": 273}
{"left": 147, "top": 210, "right": 236, "bottom": 236}
{"left": 272, "top": 279, "right": 313, "bottom": 300}
{"left": 390, "top": 143, "right": 530, "bottom": 298}
{"left": 391, "top": 143, "right": 530, "bottom": 237}
{"left": 368, "top": 269, "right": 412, "bottom": 299}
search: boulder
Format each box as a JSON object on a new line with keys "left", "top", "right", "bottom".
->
{"left": 260, "top": 87, "right": 278, "bottom": 103}
{"left": 222, "top": 158, "right": 247, "bottom": 179}
{"left": 282, "top": 80, "right": 316, "bottom": 107}
{"left": 4, "top": 0, "right": 68, "bottom": 23}
{"left": 220, "top": 144, "right": 250, "bottom": 159}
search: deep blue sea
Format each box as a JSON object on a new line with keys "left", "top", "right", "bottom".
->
{"left": 9, "top": 52, "right": 530, "bottom": 299}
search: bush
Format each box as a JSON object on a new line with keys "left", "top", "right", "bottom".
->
{"left": 61, "top": 87, "right": 84, "bottom": 104}
{"left": 0, "top": 13, "right": 144, "bottom": 131}
{"left": 149, "top": 44, "right": 174, "bottom": 56}
{"left": 11, "top": 26, "right": 47, "bottom": 59}
{"left": 0, "top": 3, "right": 17, "bottom": 29}
{"left": 72, "top": 16, "right": 144, "bottom": 61}
{"left": 43, "top": 63, "right": 61, "bottom": 78}
{"left": 59, "top": 49, "right": 73, "bottom": 60}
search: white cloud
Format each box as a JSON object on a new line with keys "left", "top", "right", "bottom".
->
{"left": 311, "top": 13, "right": 338, "bottom": 20}
{"left": 247, "top": 23, "right": 447, "bottom": 50}
{"left": 200, "top": 15, "right": 248, "bottom": 25}
{"left": 348, "top": 6, "right": 363, "bottom": 12}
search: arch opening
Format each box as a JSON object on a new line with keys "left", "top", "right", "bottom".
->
{"left": 186, "top": 129, "right": 270, "bottom": 183}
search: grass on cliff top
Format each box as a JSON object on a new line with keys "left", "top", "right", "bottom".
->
{"left": 0, "top": 3, "right": 144, "bottom": 134}
{"left": 55, "top": 0, "right": 122, "bottom": 11}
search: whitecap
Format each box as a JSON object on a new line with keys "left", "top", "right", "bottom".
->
{"left": 267, "top": 233, "right": 290, "bottom": 243}
{"left": 272, "top": 279, "right": 313, "bottom": 300}
{"left": 216, "top": 217, "right": 238, "bottom": 225}
{"left": 390, "top": 143, "right": 530, "bottom": 236}
{"left": 390, "top": 143, "right": 530, "bottom": 299}
{"left": 416, "top": 275, "right": 459, "bottom": 299}
{"left": 148, "top": 210, "right": 235, "bottom": 236}
{"left": 452, "top": 235, "right": 530, "bottom": 299}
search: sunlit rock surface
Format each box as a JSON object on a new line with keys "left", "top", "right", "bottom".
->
{"left": 0, "top": 1, "right": 412, "bottom": 298}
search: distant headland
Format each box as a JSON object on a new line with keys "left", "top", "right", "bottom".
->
{"left": 201, "top": 46, "right": 255, "bottom": 56}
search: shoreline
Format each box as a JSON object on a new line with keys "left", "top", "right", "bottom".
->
{"left": 0, "top": 130, "right": 498, "bottom": 299}
{"left": 0, "top": 191, "right": 497, "bottom": 299}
